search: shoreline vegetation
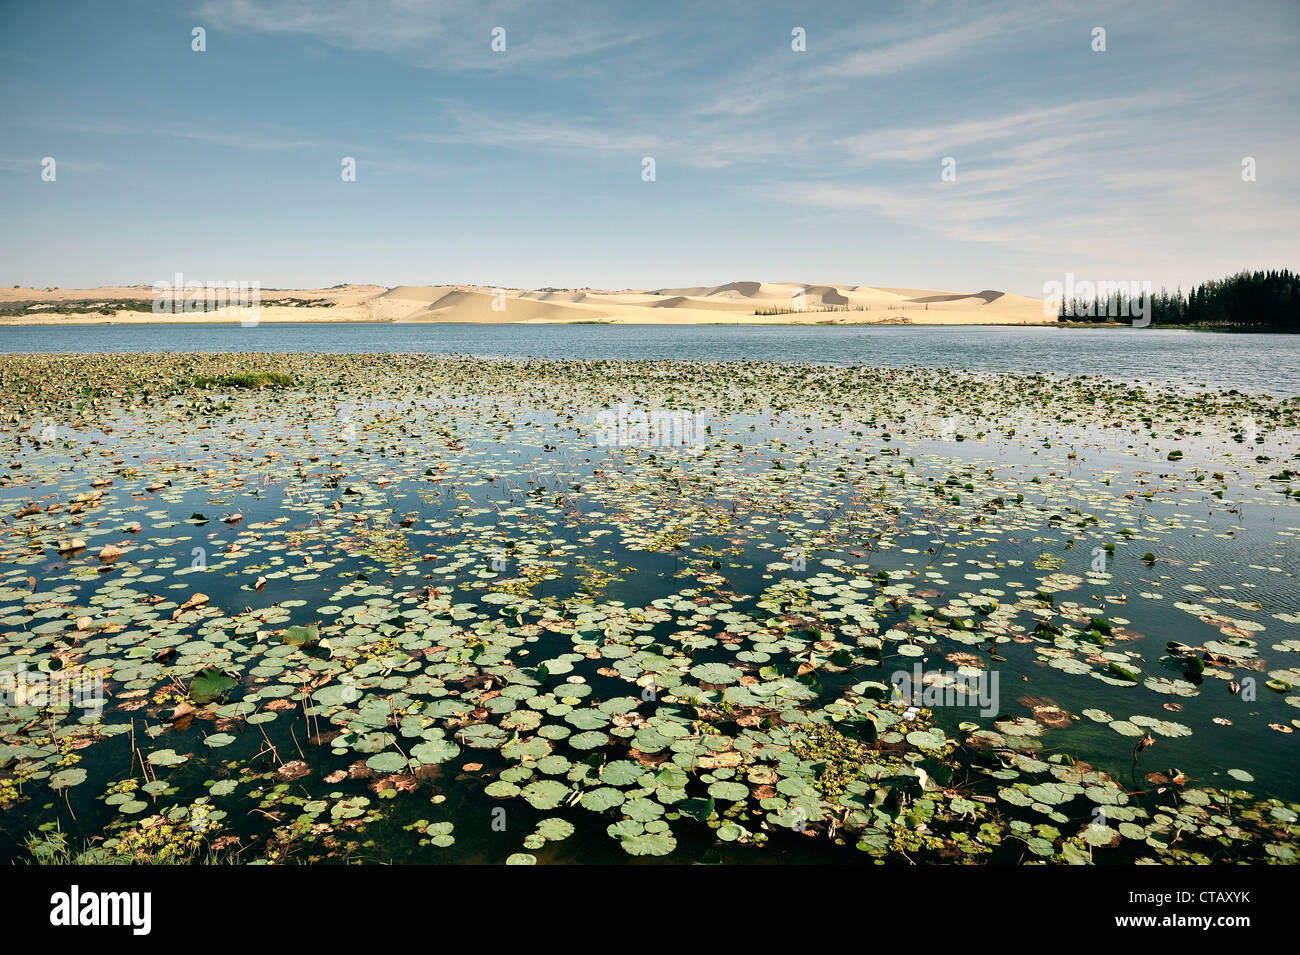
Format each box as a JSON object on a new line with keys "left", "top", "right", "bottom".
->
{"left": 1057, "top": 270, "right": 1299, "bottom": 332}
{"left": 0, "top": 316, "right": 1292, "bottom": 333}
{"left": 0, "top": 314, "right": 1290, "bottom": 333}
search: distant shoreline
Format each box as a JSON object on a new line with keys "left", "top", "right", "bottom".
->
{"left": 1, "top": 280, "right": 1292, "bottom": 332}
{"left": 0, "top": 282, "right": 1056, "bottom": 327}
{"left": 0, "top": 316, "right": 1066, "bottom": 328}
{"left": 0, "top": 315, "right": 1060, "bottom": 330}
{"left": 1, "top": 317, "right": 1289, "bottom": 333}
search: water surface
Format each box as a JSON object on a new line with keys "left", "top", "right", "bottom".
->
{"left": 3, "top": 324, "right": 1297, "bottom": 396}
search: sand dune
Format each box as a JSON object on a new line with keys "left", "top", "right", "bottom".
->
{"left": 398, "top": 289, "right": 605, "bottom": 324}
{"left": 804, "top": 285, "right": 849, "bottom": 306}
{"left": 886, "top": 288, "right": 1006, "bottom": 305}
{"left": 0, "top": 281, "right": 1054, "bottom": 325}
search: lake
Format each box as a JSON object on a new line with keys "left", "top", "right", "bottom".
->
{"left": 0, "top": 353, "right": 1294, "bottom": 867}
{"left": 1, "top": 352, "right": 1296, "bottom": 864}
{"left": 2, "top": 323, "right": 1298, "bottom": 396}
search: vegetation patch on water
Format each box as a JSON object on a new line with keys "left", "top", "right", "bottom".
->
{"left": 192, "top": 371, "right": 296, "bottom": 390}
{"left": 0, "top": 353, "right": 1297, "bottom": 864}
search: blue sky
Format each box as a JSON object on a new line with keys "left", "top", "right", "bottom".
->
{"left": 1, "top": 0, "right": 1296, "bottom": 296}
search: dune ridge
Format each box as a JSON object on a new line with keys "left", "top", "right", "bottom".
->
{"left": 0, "top": 281, "right": 1053, "bottom": 325}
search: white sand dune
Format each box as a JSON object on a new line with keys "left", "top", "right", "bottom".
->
{"left": 0, "top": 281, "right": 1054, "bottom": 325}
{"left": 396, "top": 289, "right": 606, "bottom": 324}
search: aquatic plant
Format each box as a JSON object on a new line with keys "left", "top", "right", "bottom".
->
{"left": 0, "top": 352, "right": 1296, "bottom": 864}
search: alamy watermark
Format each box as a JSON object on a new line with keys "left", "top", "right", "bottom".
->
{"left": 1, "top": 662, "right": 105, "bottom": 718}
{"left": 49, "top": 885, "right": 150, "bottom": 935}
{"left": 595, "top": 403, "right": 707, "bottom": 450}
{"left": 889, "top": 663, "right": 999, "bottom": 717}
{"left": 152, "top": 272, "right": 261, "bottom": 326}
{"left": 1043, "top": 272, "right": 1151, "bottom": 326}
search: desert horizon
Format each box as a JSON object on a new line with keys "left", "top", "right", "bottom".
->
{"left": 0, "top": 280, "right": 1054, "bottom": 325}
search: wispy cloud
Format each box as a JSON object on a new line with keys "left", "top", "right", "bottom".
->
{"left": 0, "top": 155, "right": 113, "bottom": 173}
{"left": 689, "top": 0, "right": 1062, "bottom": 119}
{"left": 197, "top": 0, "right": 645, "bottom": 70}
{"left": 39, "top": 120, "right": 340, "bottom": 152}
{"left": 408, "top": 109, "right": 817, "bottom": 169}
{"left": 3, "top": 0, "right": 1296, "bottom": 291}
{"left": 771, "top": 114, "right": 1300, "bottom": 266}
{"left": 811, "top": 12, "right": 1025, "bottom": 80}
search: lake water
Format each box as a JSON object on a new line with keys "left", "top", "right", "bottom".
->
{"left": 2, "top": 323, "right": 1298, "bottom": 396}
{"left": 1, "top": 352, "right": 1297, "bottom": 865}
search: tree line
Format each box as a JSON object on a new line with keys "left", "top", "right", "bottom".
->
{"left": 1059, "top": 269, "right": 1298, "bottom": 330}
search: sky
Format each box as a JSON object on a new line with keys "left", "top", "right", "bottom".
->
{"left": 0, "top": 0, "right": 1297, "bottom": 296}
